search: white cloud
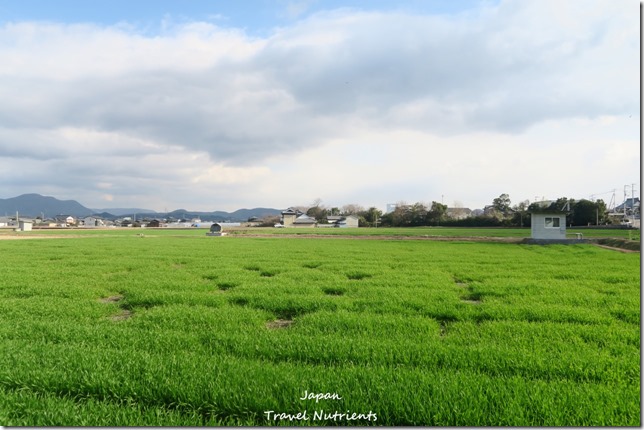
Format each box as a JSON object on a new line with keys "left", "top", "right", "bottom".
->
{"left": 0, "top": 0, "right": 638, "bottom": 211}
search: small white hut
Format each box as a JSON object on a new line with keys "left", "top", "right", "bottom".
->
{"left": 530, "top": 212, "right": 566, "bottom": 240}
{"left": 18, "top": 219, "right": 33, "bottom": 232}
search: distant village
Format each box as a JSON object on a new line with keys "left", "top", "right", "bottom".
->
{"left": 0, "top": 215, "right": 237, "bottom": 231}
{"left": 1, "top": 195, "right": 640, "bottom": 232}
{"left": 0, "top": 210, "right": 362, "bottom": 230}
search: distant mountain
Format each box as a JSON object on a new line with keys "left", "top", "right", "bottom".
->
{"left": 0, "top": 193, "right": 93, "bottom": 217}
{"left": 161, "top": 207, "right": 281, "bottom": 222}
{"left": 0, "top": 193, "right": 282, "bottom": 221}
{"left": 91, "top": 208, "right": 157, "bottom": 216}
{"left": 229, "top": 208, "right": 282, "bottom": 220}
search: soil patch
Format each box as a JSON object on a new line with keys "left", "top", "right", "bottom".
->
{"left": 461, "top": 299, "right": 482, "bottom": 305}
{"left": 266, "top": 319, "right": 294, "bottom": 329}
{"left": 99, "top": 295, "right": 124, "bottom": 303}
{"left": 110, "top": 310, "right": 132, "bottom": 321}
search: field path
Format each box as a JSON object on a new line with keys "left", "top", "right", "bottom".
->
{"left": 229, "top": 233, "right": 525, "bottom": 243}
{"left": 0, "top": 234, "right": 81, "bottom": 240}
{"left": 594, "top": 244, "right": 640, "bottom": 253}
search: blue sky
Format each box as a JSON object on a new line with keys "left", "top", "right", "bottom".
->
{"left": 0, "top": 0, "right": 492, "bottom": 34}
{"left": 0, "top": 1, "right": 488, "bottom": 21}
{"left": 0, "top": 0, "right": 638, "bottom": 212}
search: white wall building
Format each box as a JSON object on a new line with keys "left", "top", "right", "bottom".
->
{"left": 530, "top": 212, "right": 566, "bottom": 240}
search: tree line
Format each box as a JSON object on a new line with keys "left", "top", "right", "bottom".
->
{"left": 379, "top": 194, "right": 613, "bottom": 228}
{"left": 258, "top": 194, "right": 623, "bottom": 228}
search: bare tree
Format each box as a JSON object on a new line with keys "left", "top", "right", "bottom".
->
{"left": 310, "top": 198, "right": 323, "bottom": 208}
{"left": 450, "top": 200, "right": 468, "bottom": 219}
{"left": 342, "top": 204, "right": 364, "bottom": 215}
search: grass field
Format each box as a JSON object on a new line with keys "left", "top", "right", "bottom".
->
{"left": 0, "top": 230, "right": 640, "bottom": 426}
{"left": 2, "top": 225, "right": 639, "bottom": 239}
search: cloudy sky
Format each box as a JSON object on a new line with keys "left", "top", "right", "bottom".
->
{"left": 0, "top": 0, "right": 639, "bottom": 212}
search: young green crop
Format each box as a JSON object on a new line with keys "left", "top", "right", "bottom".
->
{"left": 2, "top": 225, "right": 638, "bottom": 239}
{"left": 0, "top": 235, "right": 639, "bottom": 426}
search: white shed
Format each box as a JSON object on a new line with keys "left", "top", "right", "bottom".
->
{"left": 18, "top": 220, "right": 33, "bottom": 232}
{"left": 530, "top": 212, "right": 566, "bottom": 240}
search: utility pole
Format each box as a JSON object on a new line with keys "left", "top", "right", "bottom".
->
{"left": 623, "top": 185, "right": 628, "bottom": 220}
{"left": 608, "top": 189, "right": 616, "bottom": 213}
{"left": 631, "top": 183, "right": 636, "bottom": 224}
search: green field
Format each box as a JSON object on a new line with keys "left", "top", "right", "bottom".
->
{"left": 5, "top": 225, "right": 639, "bottom": 239}
{"left": 0, "top": 232, "right": 640, "bottom": 426}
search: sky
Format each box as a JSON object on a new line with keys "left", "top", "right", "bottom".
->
{"left": 0, "top": 0, "right": 639, "bottom": 212}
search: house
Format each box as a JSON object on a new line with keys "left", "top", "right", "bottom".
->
{"left": 82, "top": 216, "right": 105, "bottom": 228}
{"left": 281, "top": 207, "right": 360, "bottom": 228}
{"left": 54, "top": 215, "right": 76, "bottom": 227}
{"left": 326, "top": 216, "right": 343, "bottom": 224}
{"left": 281, "top": 208, "right": 312, "bottom": 227}
{"left": 615, "top": 198, "right": 640, "bottom": 215}
{"left": 280, "top": 208, "right": 301, "bottom": 227}
{"left": 147, "top": 219, "right": 161, "bottom": 228}
{"left": 291, "top": 214, "right": 317, "bottom": 228}
{"left": 327, "top": 215, "right": 359, "bottom": 228}
{"left": 40, "top": 218, "right": 58, "bottom": 227}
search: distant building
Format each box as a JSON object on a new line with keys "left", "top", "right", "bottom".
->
{"left": 280, "top": 208, "right": 302, "bottom": 227}
{"left": 615, "top": 198, "right": 640, "bottom": 214}
{"left": 82, "top": 216, "right": 105, "bottom": 228}
{"left": 281, "top": 208, "right": 317, "bottom": 227}
{"left": 17, "top": 219, "right": 33, "bottom": 232}
{"left": 291, "top": 214, "right": 317, "bottom": 228}
{"left": 327, "top": 215, "right": 359, "bottom": 228}
{"left": 446, "top": 207, "right": 472, "bottom": 220}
